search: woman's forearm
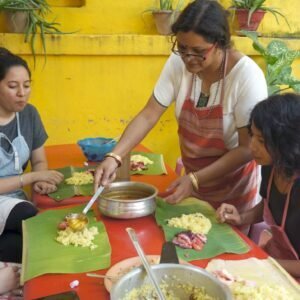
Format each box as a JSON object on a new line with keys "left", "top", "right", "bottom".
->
{"left": 0, "top": 173, "right": 37, "bottom": 194}
{"left": 195, "top": 145, "right": 253, "bottom": 185}
{"left": 240, "top": 200, "right": 264, "bottom": 225}
{"left": 112, "top": 96, "right": 166, "bottom": 158}
{"left": 276, "top": 259, "right": 300, "bottom": 277}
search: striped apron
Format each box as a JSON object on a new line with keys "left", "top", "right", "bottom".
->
{"left": 178, "top": 56, "right": 258, "bottom": 214}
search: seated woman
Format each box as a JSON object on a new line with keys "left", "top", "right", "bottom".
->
{"left": 217, "top": 93, "right": 300, "bottom": 278}
{"left": 0, "top": 48, "right": 64, "bottom": 263}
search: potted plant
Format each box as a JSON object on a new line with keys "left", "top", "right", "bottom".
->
{"left": 0, "top": 0, "right": 67, "bottom": 65}
{"left": 146, "top": 0, "right": 185, "bottom": 35}
{"left": 242, "top": 30, "right": 300, "bottom": 95}
{"left": 231, "top": 0, "right": 288, "bottom": 31}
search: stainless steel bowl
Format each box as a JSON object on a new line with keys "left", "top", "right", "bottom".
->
{"left": 110, "top": 263, "right": 232, "bottom": 300}
{"left": 98, "top": 181, "right": 158, "bottom": 219}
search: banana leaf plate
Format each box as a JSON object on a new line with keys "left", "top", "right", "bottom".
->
{"left": 155, "top": 197, "right": 250, "bottom": 261}
{"left": 48, "top": 166, "right": 94, "bottom": 201}
{"left": 21, "top": 205, "right": 111, "bottom": 283}
{"left": 130, "top": 152, "right": 167, "bottom": 175}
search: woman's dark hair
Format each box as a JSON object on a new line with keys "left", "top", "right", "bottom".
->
{"left": 0, "top": 47, "right": 31, "bottom": 81}
{"left": 249, "top": 93, "right": 300, "bottom": 178}
{"left": 171, "top": 0, "right": 231, "bottom": 49}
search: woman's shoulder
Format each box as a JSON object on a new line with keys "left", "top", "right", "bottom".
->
{"left": 227, "top": 50, "right": 265, "bottom": 79}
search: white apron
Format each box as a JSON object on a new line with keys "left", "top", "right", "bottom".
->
{"left": 0, "top": 113, "right": 31, "bottom": 235}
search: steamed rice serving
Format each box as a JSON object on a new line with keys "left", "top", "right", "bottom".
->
{"left": 65, "top": 171, "right": 93, "bottom": 185}
{"left": 56, "top": 226, "right": 98, "bottom": 250}
{"left": 167, "top": 213, "right": 212, "bottom": 234}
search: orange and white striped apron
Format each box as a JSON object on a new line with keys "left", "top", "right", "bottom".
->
{"left": 178, "top": 61, "right": 258, "bottom": 213}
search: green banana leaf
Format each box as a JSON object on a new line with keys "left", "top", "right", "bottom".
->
{"left": 155, "top": 198, "right": 250, "bottom": 261}
{"left": 21, "top": 205, "right": 111, "bottom": 284}
{"left": 130, "top": 152, "right": 167, "bottom": 175}
{"left": 48, "top": 166, "right": 94, "bottom": 201}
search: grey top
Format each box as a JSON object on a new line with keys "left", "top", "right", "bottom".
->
{"left": 0, "top": 104, "right": 48, "bottom": 170}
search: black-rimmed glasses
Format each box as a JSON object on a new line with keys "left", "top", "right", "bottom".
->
{"left": 171, "top": 41, "right": 215, "bottom": 61}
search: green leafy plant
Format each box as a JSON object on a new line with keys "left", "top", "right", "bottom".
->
{"left": 157, "top": 0, "right": 184, "bottom": 11}
{"left": 0, "top": 0, "right": 68, "bottom": 65}
{"left": 242, "top": 30, "right": 300, "bottom": 95}
{"left": 232, "top": 0, "right": 289, "bottom": 27}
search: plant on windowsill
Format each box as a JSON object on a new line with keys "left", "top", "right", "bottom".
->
{"left": 144, "top": 0, "right": 185, "bottom": 35}
{"left": 242, "top": 30, "right": 300, "bottom": 95}
{"left": 0, "top": 0, "right": 69, "bottom": 66}
{"left": 231, "top": 0, "right": 289, "bottom": 32}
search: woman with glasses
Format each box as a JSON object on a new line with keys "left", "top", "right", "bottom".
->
{"left": 0, "top": 48, "right": 64, "bottom": 263}
{"left": 217, "top": 93, "right": 300, "bottom": 278}
{"left": 95, "top": 0, "right": 267, "bottom": 219}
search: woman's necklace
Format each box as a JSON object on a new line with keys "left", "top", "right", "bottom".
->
{"left": 193, "top": 50, "right": 226, "bottom": 118}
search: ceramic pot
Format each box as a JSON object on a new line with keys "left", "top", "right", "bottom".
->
{"left": 152, "top": 10, "right": 179, "bottom": 35}
{"left": 4, "top": 11, "right": 29, "bottom": 33}
{"left": 235, "top": 9, "right": 266, "bottom": 31}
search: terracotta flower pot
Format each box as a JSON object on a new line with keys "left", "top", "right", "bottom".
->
{"left": 235, "top": 9, "right": 266, "bottom": 31}
{"left": 4, "top": 11, "right": 29, "bottom": 33}
{"left": 152, "top": 10, "right": 179, "bottom": 35}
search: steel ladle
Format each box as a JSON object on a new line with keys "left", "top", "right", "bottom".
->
{"left": 66, "top": 185, "right": 104, "bottom": 231}
{"left": 126, "top": 227, "right": 166, "bottom": 300}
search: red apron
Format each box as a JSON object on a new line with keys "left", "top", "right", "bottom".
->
{"left": 178, "top": 54, "right": 258, "bottom": 213}
{"left": 262, "top": 168, "right": 299, "bottom": 260}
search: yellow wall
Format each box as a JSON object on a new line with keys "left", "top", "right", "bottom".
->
{"left": 0, "top": 0, "right": 299, "bottom": 168}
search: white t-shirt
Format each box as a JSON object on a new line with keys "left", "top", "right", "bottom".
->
{"left": 154, "top": 53, "right": 268, "bottom": 149}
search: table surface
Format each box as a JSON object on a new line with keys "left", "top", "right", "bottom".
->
{"left": 25, "top": 144, "right": 267, "bottom": 300}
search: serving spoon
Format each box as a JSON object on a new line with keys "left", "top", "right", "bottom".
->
{"left": 126, "top": 227, "right": 166, "bottom": 300}
{"left": 66, "top": 185, "right": 104, "bottom": 231}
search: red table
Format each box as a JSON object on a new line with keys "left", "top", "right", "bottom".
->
{"left": 33, "top": 144, "right": 178, "bottom": 208}
{"left": 25, "top": 144, "right": 268, "bottom": 300}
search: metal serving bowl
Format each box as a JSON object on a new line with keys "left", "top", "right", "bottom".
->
{"left": 110, "top": 263, "right": 232, "bottom": 300}
{"left": 98, "top": 181, "right": 158, "bottom": 219}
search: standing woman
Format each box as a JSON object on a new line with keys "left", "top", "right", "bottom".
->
{"left": 217, "top": 93, "right": 300, "bottom": 278}
{"left": 94, "top": 0, "right": 268, "bottom": 213}
{"left": 0, "top": 48, "right": 63, "bottom": 263}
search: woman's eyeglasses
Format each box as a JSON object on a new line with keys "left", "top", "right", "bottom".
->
{"left": 171, "top": 41, "right": 215, "bottom": 61}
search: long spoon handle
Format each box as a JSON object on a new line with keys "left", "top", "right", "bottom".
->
{"left": 82, "top": 185, "right": 104, "bottom": 215}
{"left": 126, "top": 227, "right": 166, "bottom": 300}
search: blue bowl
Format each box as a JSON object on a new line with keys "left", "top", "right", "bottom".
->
{"left": 77, "top": 137, "right": 116, "bottom": 162}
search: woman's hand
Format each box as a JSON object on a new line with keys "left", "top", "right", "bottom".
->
{"left": 216, "top": 203, "right": 242, "bottom": 226}
{"left": 164, "top": 175, "right": 193, "bottom": 204}
{"left": 94, "top": 157, "right": 118, "bottom": 190}
{"left": 0, "top": 266, "right": 20, "bottom": 294}
{"left": 32, "top": 170, "right": 64, "bottom": 185}
{"left": 33, "top": 182, "right": 58, "bottom": 194}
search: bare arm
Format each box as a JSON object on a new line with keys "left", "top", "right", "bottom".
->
{"left": 110, "top": 95, "right": 167, "bottom": 157}
{"left": 216, "top": 200, "right": 264, "bottom": 226}
{"left": 195, "top": 126, "right": 252, "bottom": 185}
{"left": 276, "top": 260, "right": 300, "bottom": 277}
{"left": 94, "top": 95, "right": 167, "bottom": 187}
{"left": 0, "top": 146, "right": 63, "bottom": 195}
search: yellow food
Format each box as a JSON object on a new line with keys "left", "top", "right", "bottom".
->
{"left": 123, "top": 281, "right": 216, "bottom": 300}
{"left": 65, "top": 171, "right": 94, "bottom": 185}
{"left": 167, "top": 213, "right": 212, "bottom": 235}
{"left": 131, "top": 154, "right": 154, "bottom": 165}
{"left": 231, "top": 281, "right": 295, "bottom": 300}
{"left": 56, "top": 226, "right": 98, "bottom": 250}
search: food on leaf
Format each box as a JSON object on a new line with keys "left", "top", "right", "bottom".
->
{"left": 56, "top": 226, "right": 99, "bottom": 250}
{"left": 130, "top": 154, "right": 154, "bottom": 171}
{"left": 172, "top": 230, "right": 207, "bottom": 251}
{"left": 167, "top": 212, "right": 212, "bottom": 235}
{"left": 65, "top": 171, "right": 94, "bottom": 185}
